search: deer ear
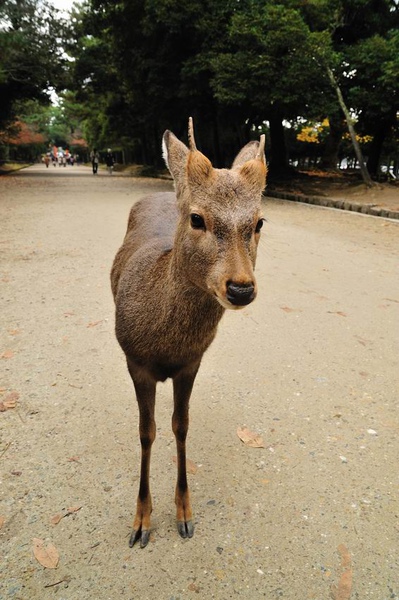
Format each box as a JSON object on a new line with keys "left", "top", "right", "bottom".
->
{"left": 234, "top": 134, "right": 267, "bottom": 192}
{"left": 162, "top": 130, "right": 189, "bottom": 190}
{"left": 187, "top": 150, "right": 214, "bottom": 186}
{"left": 232, "top": 134, "right": 266, "bottom": 169}
{"left": 239, "top": 159, "right": 267, "bottom": 192}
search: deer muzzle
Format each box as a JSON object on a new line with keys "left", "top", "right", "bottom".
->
{"left": 226, "top": 281, "right": 256, "bottom": 307}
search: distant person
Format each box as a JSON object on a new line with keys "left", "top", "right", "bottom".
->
{"left": 90, "top": 149, "right": 99, "bottom": 174}
{"left": 105, "top": 148, "right": 115, "bottom": 175}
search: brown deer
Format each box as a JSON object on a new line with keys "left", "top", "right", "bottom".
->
{"left": 111, "top": 118, "right": 267, "bottom": 548}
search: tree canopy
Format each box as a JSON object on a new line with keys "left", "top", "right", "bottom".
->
{"left": 0, "top": 0, "right": 69, "bottom": 131}
{"left": 1, "top": 0, "right": 398, "bottom": 177}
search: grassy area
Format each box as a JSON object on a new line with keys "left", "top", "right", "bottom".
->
{"left": 0, "top": 162, "right": 32, "bottom": 175}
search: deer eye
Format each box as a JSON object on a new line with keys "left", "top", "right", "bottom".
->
{"left": 255, "top": 218, "right": 264, "bottom": 233}
{"left": 190, "top": 213, "right": 205, "bottom": 230}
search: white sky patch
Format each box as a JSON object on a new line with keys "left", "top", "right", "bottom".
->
{"left": 49, "top": 0, "right": 81, "bottom": 17}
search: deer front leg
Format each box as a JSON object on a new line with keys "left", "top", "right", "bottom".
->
{"left": 128, "top": 363, "right": 156, "bottom": 548}
{"left": 172, "top": 365, "right": 199, "bottom": 540}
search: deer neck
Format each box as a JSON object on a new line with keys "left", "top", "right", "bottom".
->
{"left": 164, "top": 224, "right": 225, "bottom": 325}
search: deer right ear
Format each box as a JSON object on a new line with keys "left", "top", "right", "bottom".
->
{"left": 162, "top": 130, "right": 189, "bottom": 192}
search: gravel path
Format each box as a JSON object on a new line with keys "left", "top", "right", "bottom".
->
{"left": 1, "top": 163, "right": 398, "bottom": 599}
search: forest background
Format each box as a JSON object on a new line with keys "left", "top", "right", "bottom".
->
{"left": 0, "top": 0, "right": 398, "bottom": 182}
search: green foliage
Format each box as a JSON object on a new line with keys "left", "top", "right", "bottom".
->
{"left": 0, "top": 0, "right": 70, "bottom": 131}
{"left": 3, "top": 0, "right": 397, "bottom": 175}
{"left": 211, "top": 3, "right": 332, "bottom": 116}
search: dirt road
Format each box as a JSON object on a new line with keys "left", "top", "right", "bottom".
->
{"left": 1, "top": 163, "right": 398, "bottom": 599}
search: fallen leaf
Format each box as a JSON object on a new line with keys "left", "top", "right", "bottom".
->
{"left": 237, "top": 427, "right": 265, "bottom": 448}
{"left": 8, "top": 329, "right": 21, "bottom": 336}
{"left": 67, "top": 456, "right": 80, "bottom": 462}
{"left": 50, "top": 506, "right": 81, "bottom": 525}
{"left": 331, "top": 544, "right": 352, "bottom": 600}
{"left": 0, "top": 391, "right": 19, "bottom": 412}
{"left": 327, "top": 311, "right": 347, "bottom": 317}
{"left": 66, "top": 506, "right": 82, "bottom": 514}
{"left": 50, "top": 514, "right": 63, "bottom": 526}
{"left": 32, "top": 538, "right": 60, "bottom": 569}
{"left": 0, "top": 516, "right": 5, "bottom": 529}
{"left": 87, "top": 320, "right": 103, "bottom": 328}
{"left": 11, "top": 470, "right": 22, "bottom": 476}
{"left": 172, "top": 456, "right": 198, "bottom": 474}
{"left": 0, "top": 350, "right": 14, "bottom": 360}
{"left": 280, "top": 306, "right": 301, "bottom": 313}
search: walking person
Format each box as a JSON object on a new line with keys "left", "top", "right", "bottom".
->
{"left": 105, "top": 148, "right": 115, "bottom": 175}
{"left": 90, "top": 148, "right": 99, "bottom": 174}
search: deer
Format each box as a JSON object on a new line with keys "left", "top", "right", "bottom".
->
{"left": 111, "top": 118, "right": 267, "bottom": 548}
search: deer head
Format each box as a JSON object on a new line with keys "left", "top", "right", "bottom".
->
{"left": 163, "top": 118, "right": 267, "bottom": 310}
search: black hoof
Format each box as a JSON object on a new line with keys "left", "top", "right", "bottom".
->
{"left": 177, "top": 520, "right": 194, "bottom": 539}
{"left": 129, "top": 528, "right": 150, "bottom": 548}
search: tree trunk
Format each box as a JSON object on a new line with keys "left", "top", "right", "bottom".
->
{"left": 366, "top": 108, "right": 397, "bottom": 176}
{"left": 268, "top": 110, "right": 290, "bottom": 177}
{"left": 326, "top": 66, "right": 375, "bottom": 187}
{"left": 367, "top": 127, "right": 386, "bottom": 177}
{"left": 320, "top": 112, "right": 345, "bottom": 170}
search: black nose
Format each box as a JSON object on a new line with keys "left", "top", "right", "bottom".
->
{"left": 226, "top": 282, "right": 256, "bottom": 306}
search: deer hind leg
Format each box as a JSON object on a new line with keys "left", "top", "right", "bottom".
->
{"left": 127, "top": 361, "right": 156, "bottom": 548}
{"left": 172, "top": 365, "right": 199, "bottom": 539}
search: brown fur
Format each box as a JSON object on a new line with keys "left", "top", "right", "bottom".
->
{"left": 111, "top": 119, "right": 267, "bottom": 547}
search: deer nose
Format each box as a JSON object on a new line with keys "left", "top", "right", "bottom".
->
{"left": 226, "top": 281, "right": 256, "bottom": 306}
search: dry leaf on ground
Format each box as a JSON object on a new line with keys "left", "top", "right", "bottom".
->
{"left": 280, "top": 306, "right": 301, "bottom": 313}
{"left": 331, "top": 544, "right": 353, "bottom": 600}
{"left": 0, "top": 350, "right": 14, "bottom": 360}
{"left": 8, "top": 329, "right": 21, "bottom": 336}
{"left": 0, "top": 516, "right": 5, "bottom": 529}
{"left": 32, "top": 538, "right": 60, "bottom": 569}
{"left": 50, "top": 514, "right": 63, "bottom": 526}
{"left": 172, "top": 456, "right": 198, "bottom": 474}
{"left": 237, "top": 427, "right": 265, "bottom": 448}
{"left": 51, "top": 506, "right": 82, "bottom": 525}
{"left": 66, "top": 506, "right": 82, "bottom": 514}
{"left": 0, "top": 391, "right": 19, "bottom": 412}
{"left": 87, "top": 320, "right": 103, "bottom": 328}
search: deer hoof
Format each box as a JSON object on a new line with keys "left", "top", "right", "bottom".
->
{"left": 129, "top": 527, "right": 151, "bottom": 548}
{"left": 177, "top": 520, "right": 194, "bottom": 539}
